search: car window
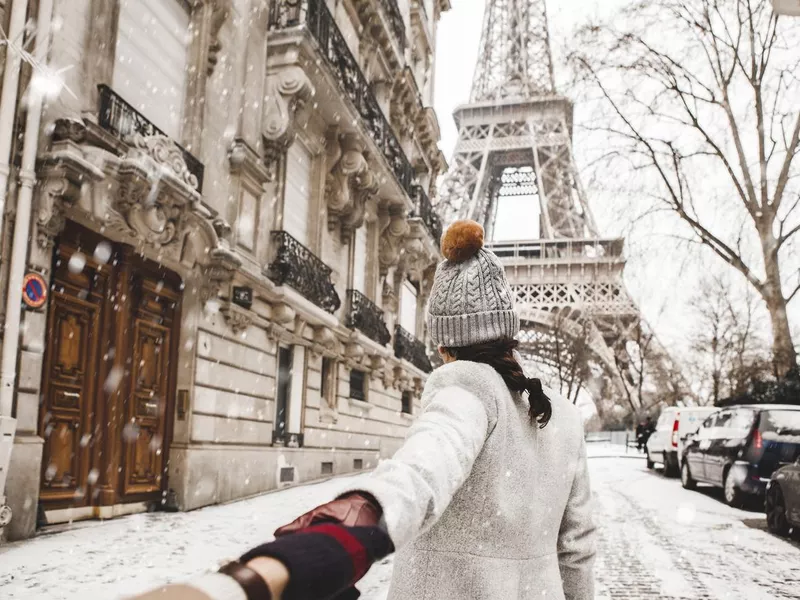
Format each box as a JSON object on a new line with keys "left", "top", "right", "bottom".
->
{"left": 656, "top": 412, "right": 673, "bottom": 430}
{"left": 728, "top": 409, "right": 755, "bottom": 435}
{"left": 759, "top": 410, "right": 800, "bottom": 443}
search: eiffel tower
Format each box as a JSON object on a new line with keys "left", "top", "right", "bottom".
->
{"left": 437, "top": 0, "right": 677, "bottom": 418}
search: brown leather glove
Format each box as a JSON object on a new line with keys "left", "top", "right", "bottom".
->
{"left": 274, "top": 492, "right": 382, "bottom": 537}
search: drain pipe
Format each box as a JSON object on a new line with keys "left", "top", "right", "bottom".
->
{"left": 0, "top": 0, "right": 32, "bottom": 253}
{"left": 0, "top": 0, "right": 54, "bottom": 533}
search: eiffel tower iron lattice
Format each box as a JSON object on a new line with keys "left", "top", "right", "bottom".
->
{"left": 437, "top": 0, "right": 682, "bottom": 418}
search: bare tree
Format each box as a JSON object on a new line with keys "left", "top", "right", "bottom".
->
{"left": 689, "top": 273, "right": 772, "bottom": 403}
{"left": 569, "top": 0, "right": 800, "bottom": 376}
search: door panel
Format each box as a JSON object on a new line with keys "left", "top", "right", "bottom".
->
{"left": 39, "top": 292, "right": 102, "bottom": 507}
{"left": 120, "top": 270, "right": 180, "bottom": 500}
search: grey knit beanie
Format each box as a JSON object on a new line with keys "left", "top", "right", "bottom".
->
{"left": 427, "top": 220, "right": 520, "bottom": 348}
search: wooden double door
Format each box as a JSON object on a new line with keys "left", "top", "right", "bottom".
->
{"left": 38, "top": 225, "right": 182, "bottom": 512}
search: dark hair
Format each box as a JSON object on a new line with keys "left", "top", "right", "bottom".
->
{"left": 442, "top": 338, "right": 552, "bottom": 428}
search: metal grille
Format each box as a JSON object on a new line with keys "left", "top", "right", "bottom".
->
{"left": 266, "top": 231, "right": 341, "bottom": 313}
{"left": 97, "top": 85, "right": 204, "bottom": 193}
{"left": 346, "top": 289, "right": 391, "bottom": 346}
{"left": 394, "top": 325, "right": 432, "bottom": 373}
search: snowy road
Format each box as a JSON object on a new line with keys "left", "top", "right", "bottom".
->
{"left": 1, "top": 448, "right": 799, "bottom": 599}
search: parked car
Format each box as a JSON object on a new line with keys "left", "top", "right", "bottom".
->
{"left": 681, "top": 404, "right": 800, "bottom": 507}
{"left": 766, "top": 458, "right": 800, "bottom": 536}
{"left": 646, "top": 406, "right": 718, "bottom": 476}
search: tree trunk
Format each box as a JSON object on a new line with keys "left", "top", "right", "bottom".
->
{"left": 760, "top": 238, "right": 797, "bottom": 377}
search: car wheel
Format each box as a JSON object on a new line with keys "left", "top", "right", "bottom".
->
{"left": 663, "top": 452, "right": 677, "bottom": 478}
{"left": 723, "top": 468, "right": 744, "bottom": 508}
{"left": 766, "top": 485, "right": 790, "bottom": 537}
{"left": 681, "top": 461, "right": 696, "bottom": 490}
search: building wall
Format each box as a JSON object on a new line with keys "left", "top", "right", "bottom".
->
{"left": 0, "top": 0, "right": 446, "bottom": 541}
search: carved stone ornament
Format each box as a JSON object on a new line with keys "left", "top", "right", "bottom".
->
{"left": 313, "top": 325, "right": 337, "bottom": 349}
{"left": 207, "top": 0, "right": 232, "bottom": 76}
{"left": 401, "top": 219, "right": 438, "bottom": 280}
{"left": 378, "top": 206, "right": 410, "bottom": 274}
{"left": 220, "top": 302, "right": 253, "bottom": 334}
{"left": 103, "top": 134, "right": 201, "bottom": 257}
{"left": 262, "top": 66, "right": 314, "bottom": 178}
{"left": 198, "top": 247, "right": 241, "bottom": 303}
{"left": 325, "top": 131, "right": 380, "bottom": 236}
{"left": 36, "top": 126, "right": 106, "bottom": 249}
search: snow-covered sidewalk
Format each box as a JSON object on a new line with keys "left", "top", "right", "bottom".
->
{"left": 2, "top": 454, "right": 799, "bottom": 599}
{"left": 0, "top": 474, "right": 391, "bottom": 600}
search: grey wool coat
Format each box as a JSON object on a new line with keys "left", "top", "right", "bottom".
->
{"left": 349, "top": 360, "right": 596, "bottom": 600}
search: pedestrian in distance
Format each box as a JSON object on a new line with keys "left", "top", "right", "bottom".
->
{"left": 128, "top": 219, "right": 596, "bottom": 600}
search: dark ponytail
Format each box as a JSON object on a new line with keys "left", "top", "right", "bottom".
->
{"left": 442, "top": 338, "right": 552, "bottom": 428}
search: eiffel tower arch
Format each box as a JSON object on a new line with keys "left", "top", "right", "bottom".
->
{"left": 437, "top": 0, "right": 680, "bottom": 419}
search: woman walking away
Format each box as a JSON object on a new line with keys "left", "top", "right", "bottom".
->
{"left": 129, "top": 220, "right": 596, "bottom": 600}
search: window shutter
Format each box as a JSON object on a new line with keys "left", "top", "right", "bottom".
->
{"left": 352, "top": 227, "right": 368, "bottom": 294}
{"left": 113, "top": 0, "right": 189, "bottom": 139}
{"left": 284, "top": 142, "right": 313, "bottom": 245}
{"left": 400, "top": 281, "right": 418, "bottom": 334}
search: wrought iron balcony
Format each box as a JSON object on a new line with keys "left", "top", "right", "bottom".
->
{"left": 97, "top": 85, "right": 205, "bottom": 193}
{"left": 266, "top": 231, "right": 341, "bottom": 313}
{"left": 379, "top": 0, "right": 406, "bottom": 54}
{"left": 269, "top": 0, "right": 414, "bottom": 197}
{"left": 346, "top": 289, "right": 391, "bottom": 346}
{"left": 411, "top": 185, "right": 442, "bottom": 244}
{"left": 394, "top": 325, "right": 432, "bottom": 373}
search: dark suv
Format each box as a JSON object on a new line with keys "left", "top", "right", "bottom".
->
{"left": 681, "top": 404, "right": 800, "bottom": 506}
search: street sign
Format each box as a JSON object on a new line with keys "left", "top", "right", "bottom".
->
{"left": 22, "top": 273, "right": 47, "bottom": 309}
{"left": 772, "top": 0, "right": 800, "bottom": 15}
{"left": 232, "top": 286, "right": 253, "bottom": 309}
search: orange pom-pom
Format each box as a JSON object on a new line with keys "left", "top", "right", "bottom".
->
{"left": 441, "top": 220, "right": 484, "bottom": 262}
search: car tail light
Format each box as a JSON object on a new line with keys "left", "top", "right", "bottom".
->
{"left": 671, "top": 417, "right": 680, "bottom": 448}
{"left": 753, "top": 429, "right": 763, "bottom": 450}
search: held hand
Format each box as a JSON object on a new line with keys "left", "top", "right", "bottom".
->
{"left": 274, "top": 492, "right": 382, "bottom": 536}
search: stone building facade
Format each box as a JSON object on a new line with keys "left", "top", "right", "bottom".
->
{"left": 0, "top": 0, "right": 448, "bottom": 541}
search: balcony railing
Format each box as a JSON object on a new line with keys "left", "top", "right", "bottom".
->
{"left": 411, "top": 185, "right": 442, "bottom": 245}
{"left": 485, "top": 239, "right": 625, "bottom": 263}
{"left": 394, "top": 325, "right": 432, "bottom": 373}
{"left": 346, "top": 289, "right": 391, "bottom": 346}
{"left": 266, "top": 231, "right": 341, "bottom": 313}
{"left": 97, "top": 85, "right": 205, "bottom": 193}
{"left": 269, "top": 0, "right": 414, "bottom": 198}
{"left": 379, "top": 0, "right": 406, "bottom": 54}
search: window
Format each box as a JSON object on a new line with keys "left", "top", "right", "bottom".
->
{"left": 237, "top": 189, "right": 257, "bottom": 252}
{"left": 352, "top": 226, "right": 368, "bottom": 294}
{"left": 401, "top": 391, "right": 413, "bottom": 415}
{"left": 274, "top": 347, "right": 293, "bottom": 438}
{"left": 321, "top": 462, "right": 333, "bottom": 475}
{"left": 759, "top": 410, "right": 800, "bottom": 441}
{"left": 114, "top": 0, "right": 190, "bottom": 139}
{"left": 321, "top": 357, "right": 337, "bottom": 409}
{"left": 349, "top": 369, "right": 367, "bottom": 402}
{"left": 400, "top": 280, "right": 418, "bottom": 334}
{"left": 284, "top": 141, "right": 313, "bottom": 245}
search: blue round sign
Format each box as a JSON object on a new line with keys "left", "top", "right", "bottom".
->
{"left": 22, "top": 273, "right": 47, "bottom": 309}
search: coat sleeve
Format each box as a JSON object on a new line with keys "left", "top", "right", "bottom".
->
{"left": 346, "top": 381, "right": 496, "bottom": 550}
{"left": 557, "top": 436, "right": 597, "bottom": 600}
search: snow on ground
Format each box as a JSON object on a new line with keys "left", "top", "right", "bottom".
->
{"left": 1, "top": 450, "right": 799, "bottom": 599}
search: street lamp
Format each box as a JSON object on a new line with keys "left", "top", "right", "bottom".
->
{"left": 772, "top": 0, "right": 800, "bottom": 15}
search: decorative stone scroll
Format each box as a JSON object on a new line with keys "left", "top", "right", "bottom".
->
{"left": 378, "top": 205, "right": 410, "bottom": 274}
{"left": 262, "top": 66, "right": 314, "bottom": 179}
{"left": 207, "top": 0, "right": 232, "bottom": 76}
{"left": 325, "top": 131, "right": 380, "bottom": 237}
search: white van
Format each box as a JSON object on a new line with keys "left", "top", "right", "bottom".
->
{"left": 647, "top": 406, "right": 719, "bottom": 476}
